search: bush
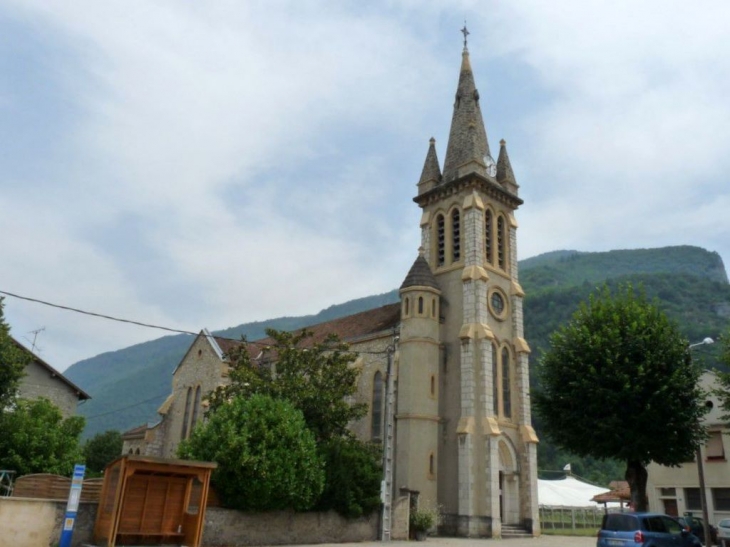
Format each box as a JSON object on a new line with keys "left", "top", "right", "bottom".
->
{"left": 178, "top": 394, "right": 324, "bottom": 511}
{"left": 316, "top": 436, "right": 382, "bottom": 518}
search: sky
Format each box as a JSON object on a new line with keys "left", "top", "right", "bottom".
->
{"left": 2, "top": 1, "right": 729, "bottom": 371}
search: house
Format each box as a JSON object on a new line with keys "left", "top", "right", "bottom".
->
{"left": 646, "top": 371, "right": 730, "bottom": 523}
{"left": 15, "top": 338, "right": 91, "bottom": 417}
{"left": 123, "top": 32, "right": 539, "bottom": 538}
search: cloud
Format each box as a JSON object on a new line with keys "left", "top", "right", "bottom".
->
{"left": 1, "top": 1, "right": 728, "bottom": 369}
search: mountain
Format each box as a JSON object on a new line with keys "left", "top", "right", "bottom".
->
{"left": 66, "top": 245, "right": 730, "bottom": 447}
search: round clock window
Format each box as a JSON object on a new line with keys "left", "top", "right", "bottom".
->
{"left": 491, "top": 292, "right": 505, "bottom": 316}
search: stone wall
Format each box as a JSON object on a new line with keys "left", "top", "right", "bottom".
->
{"left": 19, "top": 360, "right": 80, "bottom": 418}
{"left": 202, "top": 507, "right": 378, "bottom": 546}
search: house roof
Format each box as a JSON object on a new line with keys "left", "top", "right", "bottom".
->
{"left": 13, "top": 337, "right": 91, "bottom": 400}
{"left": 121, "top": 424, "right": 148, "bottom": 440}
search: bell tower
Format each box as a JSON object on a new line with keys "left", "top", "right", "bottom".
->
{"left": 409, "top": 29, "right": 539, "bottom": 537}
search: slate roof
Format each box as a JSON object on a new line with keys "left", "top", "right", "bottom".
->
{"left": 400, "top": 254, "right": 439, "bottom": 290}
{"left": 497, "top": 139, "right": 517, "bottom": 188}
{"left": 418, "top": 137, "right": 442, "bottom": 186}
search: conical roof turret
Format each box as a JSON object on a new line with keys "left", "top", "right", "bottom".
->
{"left": 400, "top": 247, "right": 439, "bottom": 290}
{"left": 417, "top": 137, "right": 442, "bottom": 194}
{"left": 496, "top": 139, "right": 519, "bottom": 195}
{"left": 442, "top": 42, "right": 492, "bottom": 182}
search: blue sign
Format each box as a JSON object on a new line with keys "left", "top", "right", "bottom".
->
{"left": 59, "top": 464, "right": 86, "bottom": 547}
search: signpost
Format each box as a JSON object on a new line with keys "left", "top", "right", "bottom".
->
{"left": 59, "top": 464, "right": 86, "bottom": 547}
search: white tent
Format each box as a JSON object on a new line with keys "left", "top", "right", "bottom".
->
{"left": 538, "top": 476, "right": 611, "bottom": 507}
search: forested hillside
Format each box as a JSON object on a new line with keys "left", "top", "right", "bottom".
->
{"left": 65, "top": 245, "right": 730, "bottom": 483}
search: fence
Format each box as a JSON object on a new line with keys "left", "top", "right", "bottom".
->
{"left": 539, "top": 506, "right": 608, "bottom": 532}
{"left": 12, "top": 473, "right": 103, "bottom": 502}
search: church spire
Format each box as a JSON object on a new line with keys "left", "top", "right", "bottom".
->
{"left": 497, "top": 139, "right": 519, "bottom": 195}
{"left": 442, "top": 25, "right": 492, "bottom": 183}
{"left": 418, "top": 137, "right": 442, "bottom": 194}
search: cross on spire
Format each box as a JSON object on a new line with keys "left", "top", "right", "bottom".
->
{"left": 461, "top": 22, "right": 469, "bottom": 51}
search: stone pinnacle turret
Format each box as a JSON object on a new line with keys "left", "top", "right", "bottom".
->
{"left": 496, "top": 139, "right": 519, "bottom": 195}
{"left": 417, "top": 137, "right": 442, "bottom": 194}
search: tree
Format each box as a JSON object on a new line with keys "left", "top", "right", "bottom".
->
{"left": 0, "top": 398, "right": 85, "bottom": 476}
{"left": 83, "top": 430, "right": 123, "bottom": 474}
{"left": 209, "top": 328, "right": 366, "bottom": 442}
{"left": 178, "top": 394, "right": 324, "bottom": 512}
{"left": 315, "top": 436, "right": 382, "bottom": 518}
{"left": 712, "top": 330, "right": 730, "bottom": 422}
{"left": 534, "top": 284, "right": 706, "bottom": 511}
{"left": 0, "top": 298, "right": 30, "bottom": 408}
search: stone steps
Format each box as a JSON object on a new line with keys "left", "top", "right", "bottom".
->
{"left": 501, "top": 524, "right": 533, "bottom": 539}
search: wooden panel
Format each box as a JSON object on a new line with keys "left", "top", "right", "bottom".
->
{"left": 13, "top": 473, "right": 104, "bottom": 502}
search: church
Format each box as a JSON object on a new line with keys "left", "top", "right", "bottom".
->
{"left": 123, "top": 32, "right": 539, "bottom": 538}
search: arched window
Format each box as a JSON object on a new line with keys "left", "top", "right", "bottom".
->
{"left": 452, "top": 209, "right": 461, "bottom": 263}
{"left": 181, "top": 387, "right": 193, "bottom": 440}
{"left": 371, "top": 371, "right": 384, "bottom": 440}
{"left": 485, "top": 209, "right": 493, "bottom": 264}
{"left": 404, "top": 297, "right": 410, "bottom": 316}
{"left": 418, "top": 296, "right": 424, "bottom": 315}
{"left": 502, "top": 348, "right": 512, "bottom": 419}
{"left": 128, "top": 448, "right": 133, "bottom": 454}
{"left": 436, "top": 214, "right": 445, "bottom": 266}
{"left": 492, "top": 344, "right": 499, "bottom": 416}
{"left": 191, "top": 385, "right": 202, "bottom": 430}
{"left": 497, "top": 215, "right": 506, "bottom": 270}
{"left": 135, "top": 448, "right": 141, "bottom": 455}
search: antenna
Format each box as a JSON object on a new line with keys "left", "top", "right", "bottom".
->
{"left": 28, "top": 327, "right": 45, "bottom": 353}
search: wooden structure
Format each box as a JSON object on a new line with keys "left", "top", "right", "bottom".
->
{"left": 93, "top": 455, "right": 216, "bottom": 547}
{"left": 12, "top": 473, "right": 103, "bottom": 501}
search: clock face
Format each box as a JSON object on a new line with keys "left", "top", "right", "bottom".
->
{"left": 491, "top": 292, "right": 505, "bottom": 316}
{"left": 484, "top": 154, "right": 497, "bottom": 177}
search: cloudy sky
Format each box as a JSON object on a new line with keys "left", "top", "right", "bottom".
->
{"left": 2, "top": 1, "right": 729, "bottom": 370}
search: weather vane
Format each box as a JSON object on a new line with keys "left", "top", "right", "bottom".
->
{"left": 461, "top": 22, "right": 469, "bottom": 50}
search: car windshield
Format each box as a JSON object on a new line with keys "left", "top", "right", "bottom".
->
{"left": 719, "top": 519, "right": 730, "bottom": 527}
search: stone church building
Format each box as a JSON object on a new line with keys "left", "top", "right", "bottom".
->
{"left": 124, "top": 37, "right": 539, "bottom": 538}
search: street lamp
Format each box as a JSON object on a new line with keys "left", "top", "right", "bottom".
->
{"left": 689, "top": 337, "right": 714, "bottom": 546}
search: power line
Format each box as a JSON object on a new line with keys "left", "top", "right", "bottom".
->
{"left": 0, "top": 289, "right": 390, "bottom": 355}
{"left": 84, "top": 392, "right": 170, "bottom": 420}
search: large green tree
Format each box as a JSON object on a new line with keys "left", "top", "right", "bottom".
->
{"left": 0, "top": 398, "right": 85, "bottom": 476}
{"left": 534, "top": 284, "right": 706, "bottom": 511}
{"left": 0, "top": 298, "right": 30, "bottom": 407}
{"left": 83, "top": 430, "right": 123, "bottom": 474}
{"left": 209, "top": 328, "right": 366, "bottom": 442}
{"left": 179, "top": 393, "right": 324, "bottom": 512}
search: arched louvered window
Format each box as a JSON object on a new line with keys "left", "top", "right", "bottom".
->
{"left": 485, "top": 209, "right": 493, "bottom": 264}
{"left": 452, "top": 209, "right": 461, "bottom": 263}
{"left": 181, "top": 387, "right": 193, "bottom": 440}
{"left": 502, "top": 348, "right": 512, "bottom": 419}
{"left": 191, "top": 385, "right": 202, "bottom": 430}
{"left": 492, "top": 344, "right": 499, "bottom": 416}
{"left": 418, "top": 296, "right": 424, "bottom": 315}
{"left": 371, "top": 371, "right": 384, "bottom": 440}
{"left": 497, "top": 215, "right": 506, "bottom": 270}
{"left": 436, "top": 214, "right": 445, "bottom": 266}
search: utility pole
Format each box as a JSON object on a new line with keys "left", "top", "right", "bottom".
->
{"left": 381, "top": 331, "right": 398, "bottom": 541}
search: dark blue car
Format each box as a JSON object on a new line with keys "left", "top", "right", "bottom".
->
{"left": 597, "top": 512, "right": 702, "bottom": 547}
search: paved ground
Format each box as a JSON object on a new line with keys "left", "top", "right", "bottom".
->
{"left": 302, "top": 536, "right": 594, "bottom": 547}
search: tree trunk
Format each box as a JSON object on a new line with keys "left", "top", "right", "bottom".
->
{"left": 625, "top": 460, "right": 648, "bottom": 512}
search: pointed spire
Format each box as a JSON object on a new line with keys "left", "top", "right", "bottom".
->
{"left": 418, "top": 137, "right": 442, "bottom": 194}
{"left": 442, "top": 29, "right": 492, "bottom": 182}
{"left": 400, "top": 247, "right": 439, "bottom": 290}
{"left": 496, "top": 139, "right": 519, "bottom": 195}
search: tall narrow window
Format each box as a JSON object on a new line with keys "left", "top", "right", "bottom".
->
{"left": 430, "top": 375, "right": 436, "bottom": 396}
{"left": 452, "top": 209, "right": 461, "bottom": 263}
{"left": 497, "top": 216, "right": 506, "bottom": 270}
{"left": 485, "top": 209, "right": 493, "bottom": 264}
{"left": 181, "top": 387, "right": 193, "bottom": 440}
{"left": 431, "top": 298, "right": 436, "bottom": 318}
{"left": 502, "top": 348, "right": 512, "bottom": 419}
{"left": 436, "top": 215, "right": 445, "bottom": 266}
{"left": 418, "top": 296, "right": 424, "bottom": 315}
{"left": 492, "top": 344, "right": 499, "bottom": 415}
{"left": 429, "top": 453, "right": 435, "bottom": 475}
{"left": 191, "top": 385, "right": 202, "bottom": 430}
{"left": 404, "top": 297, "right": 410, "bottom": 316}
{"left": 371, "top": 371, "right": 384, "bottom": 440}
